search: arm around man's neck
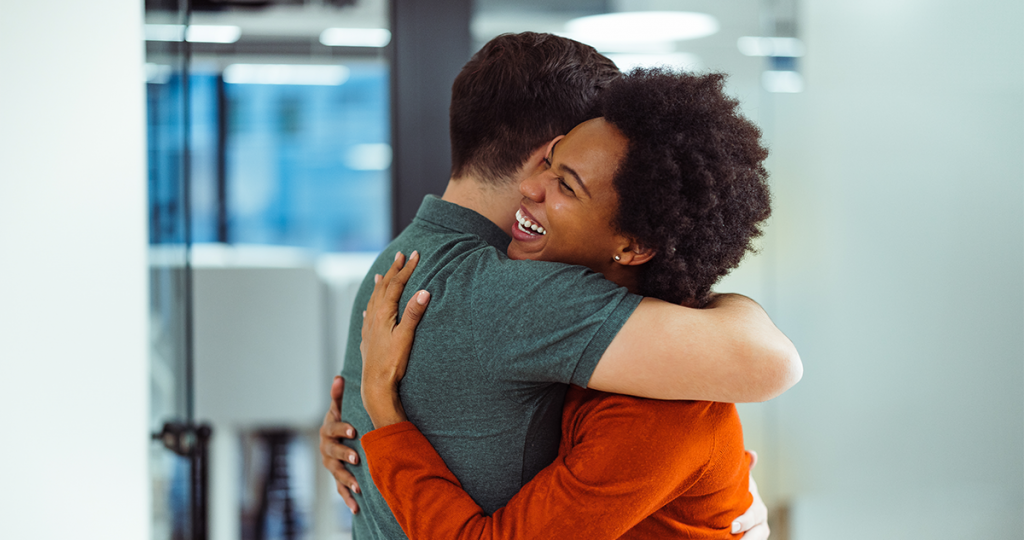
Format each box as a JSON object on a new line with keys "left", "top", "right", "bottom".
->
{"left": 587, "top": 293, "right": 802, "bottom": 403}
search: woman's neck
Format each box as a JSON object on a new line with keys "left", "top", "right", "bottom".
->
{"left": 601, "top": 263, "right": 642, "bottom": 296}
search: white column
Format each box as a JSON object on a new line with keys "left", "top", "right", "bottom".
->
{"left": 0, "top": 1, "right": 149, "bottom": 539}
{"left": 763, "top": 0, "right": 1023, "bottom": 538}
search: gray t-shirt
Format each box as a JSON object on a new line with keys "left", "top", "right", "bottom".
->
{"left": 341, "top": 196, "right": 642, "bottom": 539}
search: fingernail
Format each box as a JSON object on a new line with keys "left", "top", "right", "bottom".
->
{"left": 347, "top": 428, "right": 353, "bottom": 437}
{"left": 353, "top": 483, "right": 360, "bottom": 494}
{"left": 417, "top": 290, "right": 430, "bottom": 305}
{"left": 362, "top": 311, "right": 366, "bottom": 318}
{"left": 395, "top": 251, "right": 402, "bottom": 261}
{"left": 411, "top": 250, "right": 419, "bottom": 259}
{"left": 374, "top": 274, "right": 381, "bottom": 284}
{"left": 349, "top": 455, "right": 358, "bottom": 464}
{"left": 731, "top": 521, "right": 741, "bottom": 534}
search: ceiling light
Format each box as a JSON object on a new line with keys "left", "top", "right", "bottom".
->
{"left": 738, "top": 37, "right": 805, "bottom": 57}
{"left": 345, "top": 144, "right": 393, "bottom": 171}
{"left": 145, "top": 24, "right": 184, "bottom": 42}
{"left": 223, "top": 64, "right": 350, "bottom": 86}
{"left": 187, "top": 25, "right": 241, "bottom": 44}
{"left": 762, "top": 71, "right": 804, "bottom": 93}
{"left": 144, "top": 24, "right": 241, "bottom": 44}
{"left": 319, "top": 28, "right": 392, "bottom": 48}
{"left": 565, "top": 12, "right": 718, "bottom": 51}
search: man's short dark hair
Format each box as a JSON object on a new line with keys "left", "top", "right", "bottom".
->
{"left": 602, "top": 68, "right": 772, "bottom": 307}
{"left": 449, "top": 32, "right": 620, "bottom": 184}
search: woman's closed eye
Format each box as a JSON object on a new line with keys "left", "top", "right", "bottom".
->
{"left": 560, "top": 179, "right": 576, "bottom": 195}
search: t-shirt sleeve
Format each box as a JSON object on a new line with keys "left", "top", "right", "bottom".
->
{"left": 465, "top": 256, "right": 642, "bottom": 387}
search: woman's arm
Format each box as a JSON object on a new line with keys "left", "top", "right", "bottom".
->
{"left": 361, "top": 395, "right": 755, "bottom": 540}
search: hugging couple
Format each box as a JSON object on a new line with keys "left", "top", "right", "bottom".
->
{"left": 319, "top": 31, "right": 802, "bottom": 540}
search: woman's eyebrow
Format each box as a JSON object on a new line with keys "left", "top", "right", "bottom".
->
{"left": 558, "top": 163, "right": 591, "bottom": 198}
{"left": 550, "top": 141, "right": 592, "bottom": 198}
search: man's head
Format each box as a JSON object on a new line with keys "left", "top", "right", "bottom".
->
{"left": 449, "top": 32, "right": 620, "bottom": 185}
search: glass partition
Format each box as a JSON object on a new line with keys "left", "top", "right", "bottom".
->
{"left": 145, "top": 1, "right": 391, "bottom": 538}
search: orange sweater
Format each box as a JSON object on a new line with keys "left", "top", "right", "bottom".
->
{"left": 362, "top": 385, "right": 752, "bottom": 539}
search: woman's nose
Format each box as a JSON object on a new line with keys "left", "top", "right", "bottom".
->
{"left": 519, "top": 172, "right": 547, "bottom": 202}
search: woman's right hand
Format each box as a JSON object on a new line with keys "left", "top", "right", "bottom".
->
{"left": 360, "top": 251, "right": 431, "bottom": 429}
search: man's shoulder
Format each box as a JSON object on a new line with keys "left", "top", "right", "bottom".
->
{"left": 447, "top": 254, "right": 621, "bottom": 295}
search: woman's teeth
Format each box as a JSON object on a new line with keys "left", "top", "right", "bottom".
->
{"left": 516, "top": 209, "right": 546, "bottom": 235}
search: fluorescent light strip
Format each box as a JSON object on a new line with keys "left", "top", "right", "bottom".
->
{"left": 144, "top": 24, "right": 241, "bottom": 44}
{"left": 319, "top": 28, "right": 392, "bottom": 47}
{"left": 738, "top": 37, "right": 806, "bottom": 57}
{"left": 223, "top": 64, "right": 350, "bottom": 86}
{"left": 565, "top": 12, "right": 719, "bottom": 49}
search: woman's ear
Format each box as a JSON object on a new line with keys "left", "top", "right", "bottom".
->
{"left": 615, "top": 242, "right": 656, "bottom": 266}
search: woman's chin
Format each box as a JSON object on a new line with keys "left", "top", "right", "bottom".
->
{"left": 507, "top": 242, "right": 543, "bottom": 262}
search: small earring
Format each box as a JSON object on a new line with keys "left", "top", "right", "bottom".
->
{"left": 614, "top": 255, "right": 621, "bottom": 262}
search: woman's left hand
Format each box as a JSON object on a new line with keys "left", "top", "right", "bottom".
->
{"left": 360, "top": 250, "right": 431, "bottom": 429}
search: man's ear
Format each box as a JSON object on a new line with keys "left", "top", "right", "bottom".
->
{"left": 542, "top": 135, "right": 563, "bottom": 160}
{"left": 616, "top": 241, "right": 656, "bottom": 266}
{"left": 520, "top": 136, "right": 563, "bottom": 175}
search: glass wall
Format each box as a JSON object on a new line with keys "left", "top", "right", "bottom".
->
{"left": 145, "top": 1, "right": 391, "bottom": 539}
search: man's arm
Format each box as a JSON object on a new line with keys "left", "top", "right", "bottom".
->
{"left": 588, "top": 294, "right": 802, "bottom": 402}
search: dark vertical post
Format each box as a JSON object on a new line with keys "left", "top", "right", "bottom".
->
{"left": 192, "top": 425, "right": 212, "bottom": 540}
{"left": 216, "top": 74, "right": 229, "bottom": 244}
{"left": 181, "top": 0, "right": 194, "bottom": 426}
{"left": 388, "top": 0, "right": 473, "bottom": 234}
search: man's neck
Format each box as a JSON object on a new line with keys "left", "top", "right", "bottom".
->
{"left": 441, "top": 175, "right": 522, "bottom": 235}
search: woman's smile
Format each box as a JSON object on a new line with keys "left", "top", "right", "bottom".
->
{"left": 514, "top": 208, "right": 546, "bottom": 236}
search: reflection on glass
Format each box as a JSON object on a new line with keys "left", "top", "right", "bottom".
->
{"left": 148, "top": 64, "right": 391, "bottom": 253}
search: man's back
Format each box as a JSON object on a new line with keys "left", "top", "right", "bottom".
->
{"left": 340, "top": 196, "right": 640, "bottom": 538}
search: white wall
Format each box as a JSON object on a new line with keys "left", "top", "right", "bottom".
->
{"left": 0, "top": 1, "right": 149, "bottom": 538}
{"left": 760, "top": 0, "right": 1023, "bottom": 536}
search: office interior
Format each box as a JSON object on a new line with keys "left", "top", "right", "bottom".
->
{"left": 1, "top": 0, "right": 1021, "bottom": 539}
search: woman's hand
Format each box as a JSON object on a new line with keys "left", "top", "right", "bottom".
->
{"left": 319, "top": 376, "right": 361, "bottom": 513}
{"left": 360, "top": 251, "right": 431, "bottom": 430}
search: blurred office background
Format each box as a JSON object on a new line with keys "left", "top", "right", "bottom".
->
{"left": 1, "top": 0, "right": 1021, "bottom": 539}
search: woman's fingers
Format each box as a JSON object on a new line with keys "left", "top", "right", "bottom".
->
{"left": 378, "top": 289, "right": 431, "bottom": 382}
{"left": 366, "top": 251, "right": 407, "bottom": 319}
{"left": 384, "top": 251, "right": 419, "bottom": 305}
{"left": 397, "top": 290, "right": 430, "bottom": 342}
{"left": 322, "top": 457, "right": 361, "bottom": 513}
{"left": 363, "top": 251, "right": 421, "bottom": 345}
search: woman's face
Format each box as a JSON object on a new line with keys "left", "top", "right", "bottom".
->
{"left": 507, "top": 117, "right": 630, "bottom": 274}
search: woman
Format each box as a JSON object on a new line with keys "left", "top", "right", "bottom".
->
{"left": 360, "top": 68, "right": 774, "bottom": 539}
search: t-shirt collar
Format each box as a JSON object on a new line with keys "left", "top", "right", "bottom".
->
{"left": 414, "top": 195, "right": 512, "bottom": 252}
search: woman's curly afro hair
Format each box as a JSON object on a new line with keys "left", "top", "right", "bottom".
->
{"left": 601, "top": 68, "right": 771, "bottom": 307}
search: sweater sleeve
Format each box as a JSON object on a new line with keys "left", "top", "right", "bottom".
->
{"left": 362, "top": 395, "right": 748, "bottom": 540}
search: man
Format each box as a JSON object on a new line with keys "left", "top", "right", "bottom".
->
{"left": 321, "top": 32, "right": 800, "bottom": 539}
